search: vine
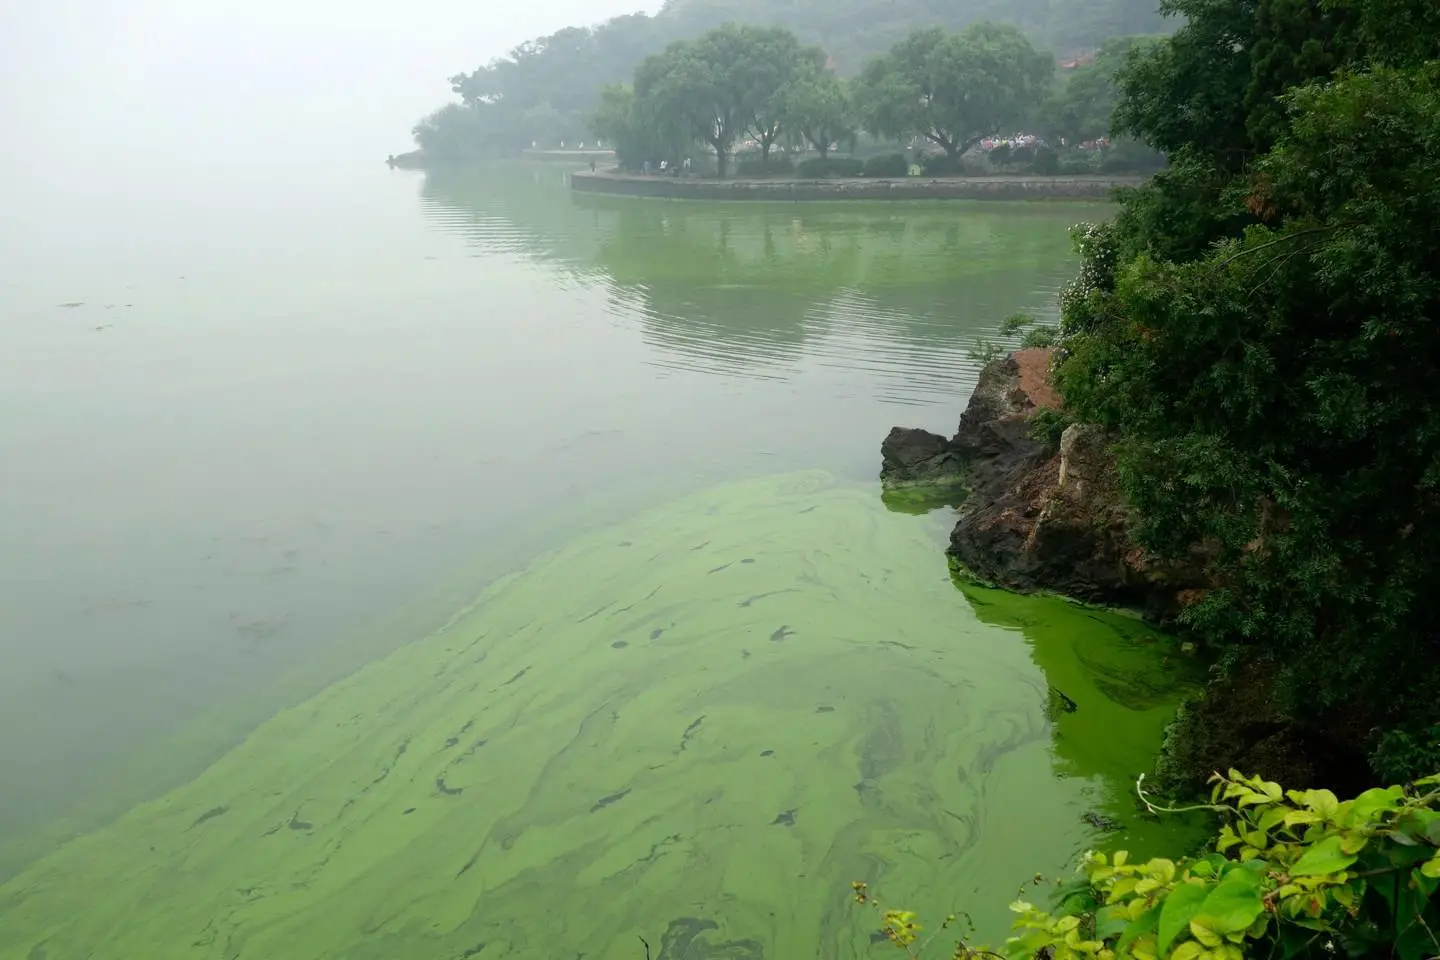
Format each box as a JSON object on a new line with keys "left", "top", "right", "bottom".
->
{"left": 855, "top": 770, "right": 1440, "bottom": 960}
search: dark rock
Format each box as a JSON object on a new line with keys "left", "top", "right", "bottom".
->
{"left": 884, "top": 348, "right": 1205, "bottom": 614}
{"left": 880, "top": 427, "right": 964, "bottom": 489}
{"left": 954, "top": 351, "right": 1056, "bottom": 453}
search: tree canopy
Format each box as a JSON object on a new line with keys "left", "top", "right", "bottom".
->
{"left": 1051, "top": 0, "right": 1440, "bottom": 783}
{"left": 406, "top": 0, "right": 1174, "bottom": 159}
{"left": 853, "top": 23, "right": 1054, "bottom": 160}
{"left": 1038, "top": 35, "right": 1158, "bottom": 145}
{"left": 627, "top": 25, "right": 821, "bottom": 177}
{"left": 776, "top": 61, "right": 856, "bottom": 159}
{"left": 585, "top": 21, "right": 1102, "bottom": 178}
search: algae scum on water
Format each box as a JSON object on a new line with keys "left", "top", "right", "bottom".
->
{"left": 0, "top": 473, "right": 1200, "bottom": 960}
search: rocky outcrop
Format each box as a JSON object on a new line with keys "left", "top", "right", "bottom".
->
{"left": 880, "top": 427, "right": 965, "bottom": 488}
{"left": 887, "top": 351, "right": 1383, "bottom": 796}
{"left": 882, "top": 348, "right": 1205, "bottom": 617}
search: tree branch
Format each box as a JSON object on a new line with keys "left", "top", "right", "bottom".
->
{"left": 1135, "top": 774, "right": 1229, "bottom": 815}
{"left": 1214, "top": 224, "right": 1351, "bottom": 269}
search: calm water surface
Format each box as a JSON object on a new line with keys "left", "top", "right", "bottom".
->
{"left": 0, "top": 163, "right": 1191, "bottom": 958}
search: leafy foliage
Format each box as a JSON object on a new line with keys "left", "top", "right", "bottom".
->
{"left": 410, "top": 0, "right": 1173, "bottom": 159}
{"left": 776, "top": 64, "right": 856, "bottom": 159}
{"left": 1036, "top": 35, "right": 1166, "bottom": 172}
{"left": 854, "top": 24, "right": 1054, "bottom": 159}
{"left": 796, "top": 156, "right": 865, "bottom": 178}
{"left": 862, "top": 153, "right": 911, "bottom": 178}
{"left": 580, "top": 21, "right": 1072, "bottom": 177}
{"left": 1049, "top": 0, "right": 1440, "bottom": 780}
{"left": 589, "top": 84, "right": 670, "bottom": 170}
{"left": 661, "top": 0, "right": 1173, "bottom": 70}
{"left": 856, "top": 770, "right": 1440, "bottom": 960}
{"left": 1028, "top": 408, "right": 1073, "bottom": 450}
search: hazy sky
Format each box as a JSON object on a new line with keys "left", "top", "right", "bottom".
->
{"left": 0, "top": 0, "right": 659, "bottom": 174}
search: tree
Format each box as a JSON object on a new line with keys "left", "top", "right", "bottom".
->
{"left": 1040, "top": 35, "right": 1156, "bottom": 145}
{"left": 853, "top": 23, "right": 1054, "bottom": 161}
{"left": 633, "top": 24, "right": 809, "bottom": 178}
{"left": 776, "top": 61, "right": 856, "bottom": 158}
{"left": 739, "top": 30, "right": 823, "bottom": 171}
{"left": 411, "top": 104, "right": 491, "bottom": 159}
{"left": 1052, "top": 0, "right": 1440, "bottom": 782}
{"left": 589, "top": 85, "right": 653, "bottom": 170}
{"left": 407, "top": 0, "right": 1181, "bottom": 159}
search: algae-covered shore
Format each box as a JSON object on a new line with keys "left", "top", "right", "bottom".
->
{"left": 0, "top": 473, "right": 1201, "bottom": 960}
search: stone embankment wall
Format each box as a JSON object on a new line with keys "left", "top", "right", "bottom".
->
{"left": 570, "top": 170, "right": 1141, "bottom": 201}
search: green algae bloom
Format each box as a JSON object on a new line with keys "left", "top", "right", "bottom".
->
{"left": 0, "top": 473, "right": 1200, "bottom": 960}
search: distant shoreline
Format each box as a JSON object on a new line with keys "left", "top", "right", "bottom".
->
{"left": 387, "top": 149, "right": 615, "bottom": 169}
{"left": 569, "top": 169, "right": 1142, "bottom": 202}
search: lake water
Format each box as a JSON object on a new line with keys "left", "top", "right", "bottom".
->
{"left": 0, "top": 163, "right": 1195, "bottom": 959}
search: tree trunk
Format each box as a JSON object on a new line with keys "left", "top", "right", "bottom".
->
{"left": 716, "top": 147, "right": 728, "bottom": 179}
{"left": 761, "top": 140, "right": 772, "bottom": 172}
{"left": 928, "top": 131, "right": 960, "bottom": 161}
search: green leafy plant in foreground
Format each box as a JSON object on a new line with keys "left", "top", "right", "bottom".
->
{"left": 856, "top": 770, "right": 1440, "bottom": 960}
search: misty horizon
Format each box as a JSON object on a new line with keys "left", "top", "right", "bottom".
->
{"left": 0, "top": 0, "right": 660, "bottom": 179}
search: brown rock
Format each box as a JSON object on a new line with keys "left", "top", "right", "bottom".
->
{"left": 884, "top": 350, "right": 1205, "bottom": 616}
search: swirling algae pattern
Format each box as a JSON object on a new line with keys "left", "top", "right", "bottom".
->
{"left": 0, "top": 472, "right": 1194, "bottom": 960}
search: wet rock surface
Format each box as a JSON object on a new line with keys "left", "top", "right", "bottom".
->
{"left": 884, "top": 349, "right": 1204, "bottom": 615}
{"left": 880, "top": 427, "right": 964, "bottom": 488}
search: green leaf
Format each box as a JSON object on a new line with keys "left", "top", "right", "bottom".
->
{"left": 1188, "top": 918, "right": 1223, "bottom": 947}
{"left": 1289, "top": 836, "right": 1357, "bottom": 876}
{"left": 1117, "top": 903, "right": 1161, "bottom": 952}
{"left": 1197, "top": 867, "right": 1265, "bottom": 934}
{"left": 1158, "top": 881, "right": 1209, "bottom": 954}
{"left": 1095, "top": 904, "right": 1129, "bottom": 940}
{"left": 1348, "top": 786, "right": 1404, "bottom": 824}
{"left": 1395, "top": 918, "right": 1438, "bottom": 960}
{"left": 1301, "top": 789, "right": 1340, "bottom": 819}
{"left": 1257, "top": 806, "right": 1289, "bottom": 833}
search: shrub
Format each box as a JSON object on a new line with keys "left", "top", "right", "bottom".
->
{"left": 1032, "top": 144, "right": 1061, "bottom": 176}
{"left": 735, "top": 153, "right": 794, "bottom": 176}
{"left": 1060, "top": 153, "right": 1102, "bottom": 175}
{"left": 862, "top": 153, "right": 909, "bottom": 178}
{"left": 855, "top": 769, "right": 1440, "bottom": 960}
{"left": 1097, "top": 140, "right": 1167, "bottom": 174}
{"left": 797, "top": 156, "right": 864, "bottom": 178}
{"left": 965, "top": 339, "right": 1006, "bottom": 364}
{"left": 1028, "top": 408, "right": 1072, "bottom": 450}
{"left": 1021, "top": 325, "right": 1059, "bottom": 349}
{"left": 921, "top": 154, "right": 964, "bottom": 176}
{"left": 1000, "top": 312, "right": 1060, "bottom": 349}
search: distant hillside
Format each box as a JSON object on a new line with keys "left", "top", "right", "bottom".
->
{"left": 407, "top": 0, "right": 1173, "bottom": 159}
{"left": 655, "top": 0, "right": 1170, "bottom": 69}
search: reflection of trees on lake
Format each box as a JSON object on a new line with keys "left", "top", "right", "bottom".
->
{"left": 418, "top": 165, "right": 608, "bottom": 276}
{"left": 416, "top": 164, "right": 1099, "bottom": 376}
